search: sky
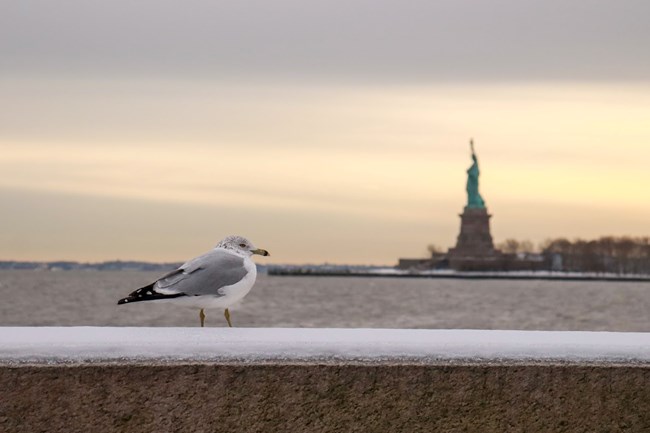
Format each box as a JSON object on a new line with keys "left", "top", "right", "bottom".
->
{"left": 1, "top": 1, "right": 649, "bottom": 264}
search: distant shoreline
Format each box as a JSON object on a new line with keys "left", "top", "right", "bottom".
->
{"left": 267, "top": 268, "right": 650, "bottom": 282}
{"left": 0, "top": 261, "right": 183, "bottom": 272}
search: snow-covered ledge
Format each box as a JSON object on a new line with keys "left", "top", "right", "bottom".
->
{"left": 4, "top": 328, "right": 650, "bottom": 432}
{"left": 2, "top": 327, "right": 650, "bottom": 364}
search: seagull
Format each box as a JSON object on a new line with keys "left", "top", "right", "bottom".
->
{"left": 117, "top": 235, "right": 269, "bottom": 327}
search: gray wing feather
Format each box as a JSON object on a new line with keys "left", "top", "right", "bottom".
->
{"left": 154, "top": 249, "right": 248, "bottom": 297}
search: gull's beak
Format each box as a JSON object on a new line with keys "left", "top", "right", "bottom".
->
{"left": 252, "top": 248, "right": 270, "bottom": 257}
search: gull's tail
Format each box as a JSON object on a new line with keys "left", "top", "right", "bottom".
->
{"left": 117, "top": 282, "right": 186, "bottom": 305}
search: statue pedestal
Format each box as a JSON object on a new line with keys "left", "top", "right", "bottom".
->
{"left": 447, "top": 207, "right": 502, "bottom": 270}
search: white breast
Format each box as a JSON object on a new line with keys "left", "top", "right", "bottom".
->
{"left": 219, "top": 256, "right": 258, "bottom": 301}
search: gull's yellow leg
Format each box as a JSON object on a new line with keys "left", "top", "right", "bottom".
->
{"left": 224, "top": 308, "right": 233, "bottom": 328}
{"left": 199, "top": 308, "right": 206, "bottom": 327}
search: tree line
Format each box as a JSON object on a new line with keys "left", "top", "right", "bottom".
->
{"left": 497, "top": 236, "right": 650, "bottom": 275}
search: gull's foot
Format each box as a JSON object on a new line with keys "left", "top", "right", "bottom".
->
{"left": 224, "top": 308, "right": 232, "bottom": 328}
{"left": 199, "top": 308, "right": 206, "bottom": 327}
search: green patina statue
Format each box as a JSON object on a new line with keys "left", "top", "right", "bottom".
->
{"left": 466, "top": 139, "right": 486, "bottom": 209}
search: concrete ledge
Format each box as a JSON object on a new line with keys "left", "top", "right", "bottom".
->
{"left": 3, "top": 327, "right": 650, "bottom": 365}
{"left": 2, "top": 328, "right": 650, "bottom": 432}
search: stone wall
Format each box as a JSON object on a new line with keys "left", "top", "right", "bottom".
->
{"left": 3, "top": 362, "right": 650, "bottom": 432}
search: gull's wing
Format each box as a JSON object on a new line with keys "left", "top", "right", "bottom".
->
{"left": 117, "top": 249, "right": 248, "bottom": 304}
{"left": 155, "top": 249, "right": 248, "bottom": 296}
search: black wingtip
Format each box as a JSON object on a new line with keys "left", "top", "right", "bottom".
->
{"left": 117, "top": 282, "right": 187, "bottom": 305}
{"left": 117, "top": 282, "right": 156, "bottom": 306}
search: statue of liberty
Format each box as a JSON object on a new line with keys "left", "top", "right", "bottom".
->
{"left": 466, "top": 139, "right": 486, "bottom": 209}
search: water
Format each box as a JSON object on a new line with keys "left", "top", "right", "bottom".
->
{"left": 1, "top": 270, "right": 649, "bottom": 330}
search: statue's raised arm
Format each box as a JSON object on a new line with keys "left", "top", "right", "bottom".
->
{"left": 470, "top": 139, "right": 477, "bottom": 161}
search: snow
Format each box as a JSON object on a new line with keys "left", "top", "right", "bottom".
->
{"left": 2, "top": 327, "right": 650, "bottom": 365}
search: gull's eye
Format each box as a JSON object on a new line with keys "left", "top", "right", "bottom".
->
{"left": 239, "top": 243, "right": 247, "bottom": 248}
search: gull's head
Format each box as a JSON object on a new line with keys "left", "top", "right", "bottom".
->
{"left": 216, "top": 235, "right": 270, "bottom": 257}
